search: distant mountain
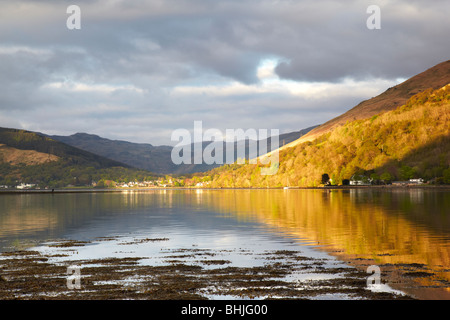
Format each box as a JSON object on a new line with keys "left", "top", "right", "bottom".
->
{"left": 0, "top": 128, "right": 155, "bottom": 188}
{"left": 49, "top": 126, "right": 318, "bottom": 175}
{"left": 282, "top": 60, "right": 450, "bottom": 150}
{"left": 0, "top": 128, "right": 126, "bottom": 168}
{"left": 170, "top": 126, "right": 319, "bottom": 174}
{"left": 49, "top": 132, "right": 174, "bottom": 174}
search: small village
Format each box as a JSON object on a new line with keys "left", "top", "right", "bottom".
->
{"left": 0, "top": 175, "right": 212, "bottom": 190}
{"left": 0, "top": 175, "right": 434, "bottom": 190}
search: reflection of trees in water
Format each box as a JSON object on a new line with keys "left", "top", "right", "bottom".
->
{"left": 2, "top": 189, "right": 449, "bottom": 298}
{"left": 197, "top": 189, "right": 450, "bottom": 296}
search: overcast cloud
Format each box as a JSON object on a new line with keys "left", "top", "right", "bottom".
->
{"left": 0, "top": 0, "right": 448, "bottom": 145}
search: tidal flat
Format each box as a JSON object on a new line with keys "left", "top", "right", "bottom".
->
{"left": 0, "top": 237, "right": 412, "bottom": 300}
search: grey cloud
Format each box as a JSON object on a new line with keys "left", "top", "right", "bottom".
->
{"left": 4, "top": 0, "right": 448, "bottom": 84}
{"left": 0, "top": 0, "right": 449, "bottom": 145}
{"left": 270, "top": 1, "right": 450, "bottom": 82}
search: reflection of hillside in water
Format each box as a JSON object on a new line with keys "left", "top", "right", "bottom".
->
{"left": 0, "top": 194, "right": 60, "bottom": 239}
{"left": 0, "top": 192, "right": 170, "bottom": 245}
{"left": 197, "top": 188, "right": 450, "bottom": 299}
{"left": 1, "top": 189, "right": 449, "bottom": 299}
{"left": 0, "top": 189, "right": 234, "bottom": 248}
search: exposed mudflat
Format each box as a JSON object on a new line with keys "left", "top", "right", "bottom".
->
{"left": 0, "top": 238, "right": 414, "bottom": 300}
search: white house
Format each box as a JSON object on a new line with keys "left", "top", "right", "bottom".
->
{"left": 349, "top": 175, "right": 372, "bottom": 186}
{"left": 16, "top": 183, "right": 36, "bottom": 189}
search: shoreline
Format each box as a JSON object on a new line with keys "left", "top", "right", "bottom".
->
{"left": 1, "top": 184, "right": 450, "bottom": 194}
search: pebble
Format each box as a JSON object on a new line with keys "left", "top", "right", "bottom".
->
{"left": 0, "top": 275, "right": 10, "bottom": 282}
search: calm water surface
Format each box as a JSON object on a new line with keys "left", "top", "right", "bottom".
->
{"left": 1, "top": 188, "right": 449, "bottom": 299}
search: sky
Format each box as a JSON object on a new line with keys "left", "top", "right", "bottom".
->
{"left": 0, "top": 0, "right": 449, "bottom": 146}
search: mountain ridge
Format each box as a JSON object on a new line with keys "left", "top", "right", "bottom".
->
{"left": 0, "top": 127, "right": 128, "bottom": 168}
{"left": 278, "top": 60, "right": 450, "bottom": 152}
{"left": 0, "top": 127, "right": 156, "bottom": 188}
{"left": 207, "top": 83, "right": 450, "bottom": 187}
{"left": 49, "top": 126, "right": 318, "bottom": 175}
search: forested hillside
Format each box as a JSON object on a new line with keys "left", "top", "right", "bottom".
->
{"left": 0, "top": 128, "right": 157, "bottom": 188}
{"left": 207, "top": 85, "right": 450, "bottom": 187}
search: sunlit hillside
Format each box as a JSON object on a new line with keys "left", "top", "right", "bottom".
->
{"left": 208, "top": 85, "right": 450, "bottom": 187}
{"left": 0, "top": 128, "right": 157, "bottom": 188}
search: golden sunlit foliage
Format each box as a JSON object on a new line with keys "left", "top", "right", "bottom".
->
{"left": 207, "top": 85, "right": 450, "bottom": 187}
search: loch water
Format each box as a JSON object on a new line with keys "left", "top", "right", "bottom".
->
{"left": 1, "top": 188, "right": 449, "bottom": 299}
